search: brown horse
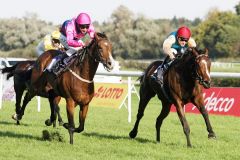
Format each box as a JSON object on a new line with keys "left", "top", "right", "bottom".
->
{"left": 28, "top": 32, "right": 115, "bottom": 144}
{"left": 1, "top": 61, "right": 63, "bottom": 126}
{"left": 129, "top": 48, "right": 216, "bottom": 147}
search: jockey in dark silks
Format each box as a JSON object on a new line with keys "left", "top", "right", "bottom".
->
{"left": 154, "top": 26, "right": 197, "bottom": 85}
{"left": 45, "top": 12, "right": 96, "bottom": 77}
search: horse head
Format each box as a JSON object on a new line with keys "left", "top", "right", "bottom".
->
{"left": 89, "top": 32, "right": 115, "bottom": 71}
{"left": 192, "top": 48, "right": 211, "bottom": 89}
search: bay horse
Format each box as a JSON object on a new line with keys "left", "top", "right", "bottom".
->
{"left": 129, "top": 48, "right": 216, "bottom": 147}
{"left": 28, "top": 32, "right": 115, "bottom": 144}
{"left": 1, "top": 60, "right": 63, "bottom": 126}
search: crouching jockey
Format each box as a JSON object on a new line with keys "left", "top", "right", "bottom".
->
{"left": 36, "top": 30, "right": 65, "bottom": 56}
{"left": 153, "top": 26, "right": 197, "bottom": 85}
{"left": 45, "top": 12, "right": 95, "bottom": 77}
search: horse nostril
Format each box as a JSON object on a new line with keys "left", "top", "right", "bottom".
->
{"left": 107, "top": 61, "right": 112, "bottom": 66}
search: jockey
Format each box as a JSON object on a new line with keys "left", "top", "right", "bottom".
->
{"left": 36, "top": 30, "right": 65, "bottom": 56}
{"left": 154, "top": 26, "right": 197, "bottom": 85}
{"left": 46, "top": 12, "right": 96, "bottom": 76}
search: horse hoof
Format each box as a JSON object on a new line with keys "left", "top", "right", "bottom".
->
{"left": 58, "top": 121, "right": 64, "bottom": 126}
{"left": 17, "top": 121, "right": 20, "bottom": 125}
{"left": 74, "top": 127, "right": 84, "bottom": 133}
{"left": 63, "top": 123, "right": 69, "bottom": 129}
{"left": 129, "top": 130, "right": 137, "bottom": 139}
{"left": 208, "top": 133, "right": 217, "bottom": 139}
{"left": 12, "top": 113, "right": 22, "bottom": 121}
{"left": 45, "top": 119, "right": 53, "bottom": 126}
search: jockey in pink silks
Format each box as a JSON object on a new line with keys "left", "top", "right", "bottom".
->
{"left": 46, "top": 13, "right": 96, "bottom": 76}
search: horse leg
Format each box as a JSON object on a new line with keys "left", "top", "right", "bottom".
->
{"left": 12, "top": 84, "right": 26, "bottom": 125}
{"left": 155, "top": 100, "right": 171, "bottom": 143}
{"left": 63, "top": 98, "right": 76, "bottom": 144}
{"left": 175, "top": 102, "right": 192, "bottom": 147}
{"left": 45, "top": 89, "right": 57, "bottom": 127}
{"left": 75, "top": 104, "right": 89, "bottom": 133}
{"left": 13, "top": 90, "right": 35, "bottom": 122}
{"left": 129, "top": 88, "right": 154, "bottom": 138}
{"left": 54, "top": 96, "right": 64, "bottom": 126}
{"left": 55, "top": 104, "right": 64, "bottom": 126}
{"left": 192, "top": 99, "right": 216, "bottom": 139}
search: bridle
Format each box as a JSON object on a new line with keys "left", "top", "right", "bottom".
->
{"left": 193, "top": 54, "right": 211, "bottom": 87}
{"left": 91, "top": 38, "right": 112, "bottom": 71}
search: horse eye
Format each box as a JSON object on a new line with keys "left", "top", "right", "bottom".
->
{"left": 98, "top": 48, "right": 103, "bottom": 52}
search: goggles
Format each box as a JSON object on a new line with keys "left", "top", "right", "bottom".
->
{"left": 52, "top": 39, "right": 60, "bottom": 44}
{"left": 79, "top": 24, "right": 90, "bottom": 29}
{"left": 178, "top": 37, "right": 189, "bottom": 42}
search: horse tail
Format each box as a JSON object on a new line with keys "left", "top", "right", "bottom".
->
{"left": 0, "top": 65, "right": 17, "bottom": 80}
{"left": 139, "top": 60, "right": 162, "bottom": 84}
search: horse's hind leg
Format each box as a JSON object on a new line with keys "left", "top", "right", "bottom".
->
{"left": 54, "top": 96, "right": 64, "bottom": 126}
{"left": 155, "top": 101, "right": 171, "bottom": 143}
{"left": 13, "top": 90, "right": 34, "bottom": 122}
{"left": 55, "top": 104, "right": 64, "bottom": 126}
{"left": 45, "top": 89, "right": 57, "bottom": 127}
{"left": 129, "top": 87, "right": 155, "bottom": 139}
{"left": 12, "top": 83, "right": 26, "bottom": 125}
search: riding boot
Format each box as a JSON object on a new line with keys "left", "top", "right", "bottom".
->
{"left": 154, "top": 65, "right": 166, "bottom": 85}
{"left": 52, "top": 53, "right": 78, "bottom": 77}
{"left": 154, "top": 58, "right": 173, "bottom": 85}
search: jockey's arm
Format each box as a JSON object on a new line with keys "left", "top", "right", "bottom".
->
{"left": 163, "top": 35, "right": 176, "bottom": 60}
{"left": 43, "top": 35, "right": 55, "bottom": 51}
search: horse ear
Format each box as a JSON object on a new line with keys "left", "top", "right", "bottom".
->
{"left": 192, "top": 47, "right": 199, "bottom": 56}
{"left": 94, "top": 32, "right": 100, "bottom": 41}
{"left": 204, "top": 48, "right": 209, "bottom": 55}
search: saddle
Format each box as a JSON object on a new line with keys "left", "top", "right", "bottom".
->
{"left": 51, "top": 49, "right": 86, "bottom": 77}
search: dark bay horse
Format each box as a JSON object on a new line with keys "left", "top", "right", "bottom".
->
{"left": 28, "top": 32, "right": 115, "bottom": 144}
{"left": 1, "top": 60, "right": 63, "bottom": 126}
{"left": 129, "top": 48, "right": 216, "bottom": 147}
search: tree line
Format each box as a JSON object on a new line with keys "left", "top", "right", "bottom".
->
{"left": 0, "top": 3, "right": 240, "bottom": 60}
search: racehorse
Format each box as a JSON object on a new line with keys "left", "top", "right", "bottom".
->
{"left": 1, "top": 60, "right": 63, "bottom": 126}
{"left": 129, "top": 48, "right": 216, "bottom": 147}
{"left": 28, "top": 32, "right": 115, "bottom": 144}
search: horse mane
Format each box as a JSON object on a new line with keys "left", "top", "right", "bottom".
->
{"left": 96, "top": 32, "right": 108, "bottom": 39}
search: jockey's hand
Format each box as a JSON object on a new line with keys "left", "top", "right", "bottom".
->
{"left": 84, "top": 40, "right": 91, "bottom": 46}
{"left": 169, "top": 54, "right": 175, "bottom": 60}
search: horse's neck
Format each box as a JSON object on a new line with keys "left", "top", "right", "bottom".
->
{"left": 78, "top": 52, "right": 99, "bottom": 79}
{"left": 173, "top": 56, "right": 195, "bottom": 80}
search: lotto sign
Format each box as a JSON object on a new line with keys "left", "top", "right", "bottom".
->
{"left": 171, "top": 87, "right": 240, "bottom": 117}
{"left": 91, "top": 83, "right": 128, "bottom": 108}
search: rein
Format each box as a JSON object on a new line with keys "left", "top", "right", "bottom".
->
{"left": 193, "top": 54, "right": 209, "bottom": 85}
{"left": 68, "top": 68, "right": 93, "bottom": 83}
{"left": 67, "top": 37, "right": 103, "bottom": 84}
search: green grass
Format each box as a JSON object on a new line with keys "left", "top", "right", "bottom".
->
{"left": 0, "top": 95, "right": 240, "bottom": 160}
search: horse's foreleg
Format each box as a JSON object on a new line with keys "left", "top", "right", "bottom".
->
{"left": 63, "top": 98, "right": 76, "bottom": 144}
{"left": 175, "top": 102, "right": 192, "bottom": 147}
{"left": 75, "top": 104, "right": 89, "bottom": 133}
{"left": 197, "top": 105, "right": 216, "bottom": 139}
{"left": 155, "top": 101, "right": 171, "bottom": 143}
{"left": 192, "top": 97, "right": 216, "bottom": 139}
